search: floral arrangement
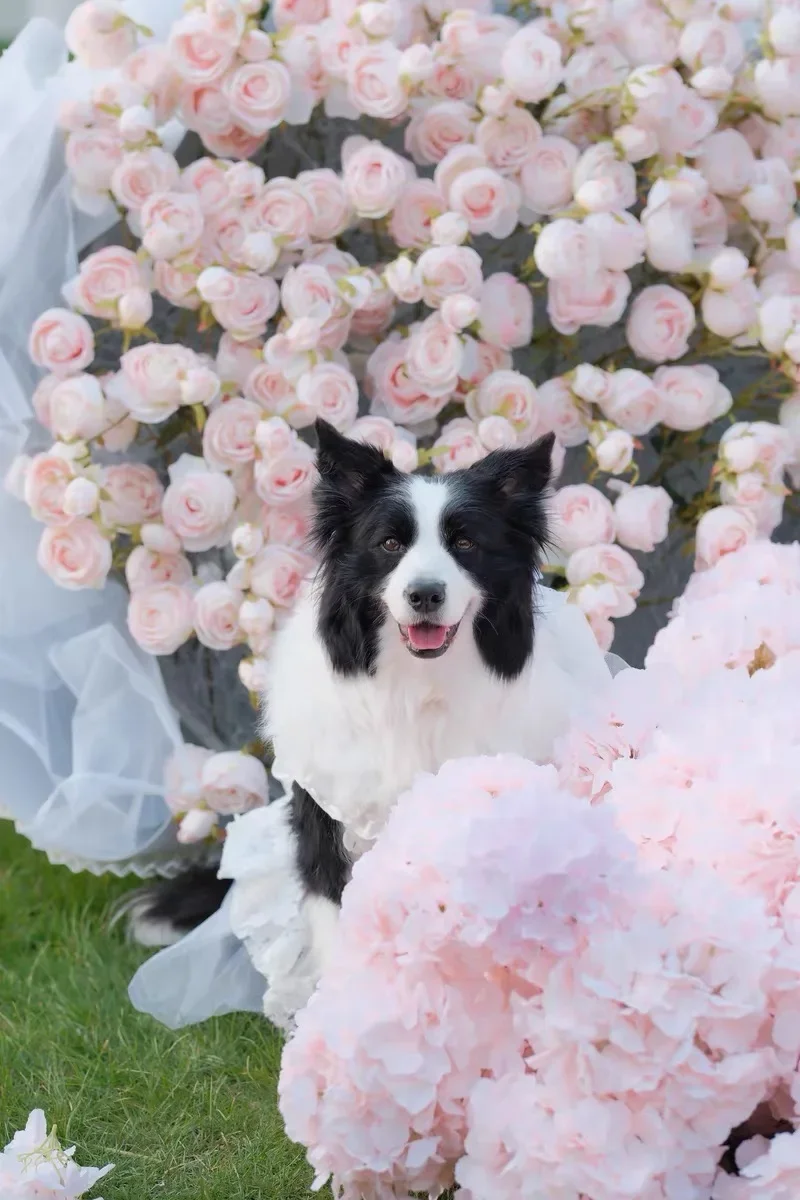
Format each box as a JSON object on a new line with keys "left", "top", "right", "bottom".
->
{"left": 5, "top": 0, "right": 800, "bottom": 843}
{"left": 1, "top": 1109, "right": 113, "bottom": 1199}
{"left": 278, "top": 539, "right": 800, "bottom": 1199}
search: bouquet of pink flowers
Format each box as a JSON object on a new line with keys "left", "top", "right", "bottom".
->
{"left": 5, "top": 0, "right": 800, "bottom": 850}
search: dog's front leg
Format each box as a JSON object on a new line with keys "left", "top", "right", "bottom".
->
{"left": 289, "top": 783, "right": 350, "bottom": 980}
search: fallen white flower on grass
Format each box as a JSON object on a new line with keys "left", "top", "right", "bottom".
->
{"left": 1, "top": 1109, "right": 113, "bottom": 1198}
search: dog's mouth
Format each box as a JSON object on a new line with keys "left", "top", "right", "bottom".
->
{"left": 399, "top": 621, "right": 460, "bottom": 658}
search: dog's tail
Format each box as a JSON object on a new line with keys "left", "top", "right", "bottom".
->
{"left": 111, "top": 867, "right": 232, "bottom": 948}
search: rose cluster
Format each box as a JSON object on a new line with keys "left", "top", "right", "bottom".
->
{"left": 278, "top": 539, "right": 800, "bottom": 1199}
{"left": 5, "top": 0, "right": 800, "bottom": 842}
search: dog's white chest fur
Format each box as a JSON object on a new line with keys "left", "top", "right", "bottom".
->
{"left": 264, "top": 583, "right": 610, "bottom": 853}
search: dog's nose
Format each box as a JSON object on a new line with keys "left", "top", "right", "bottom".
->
{"left": 405, "top": 580, "right": 446, "bottom": 615}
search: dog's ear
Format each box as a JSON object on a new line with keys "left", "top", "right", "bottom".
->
{"left": 315, "top": 418, "right": 395, "bottom": 495}
{"left": 472, "top": 433, "right": 555, "bottom": 500}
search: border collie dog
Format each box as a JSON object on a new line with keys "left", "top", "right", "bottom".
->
{"left": 130, "top": 419, "right": 559, "bottom": 963}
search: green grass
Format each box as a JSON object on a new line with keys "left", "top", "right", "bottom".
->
{"left": 0, "top": 821, "right": 320, "bottom": 1199}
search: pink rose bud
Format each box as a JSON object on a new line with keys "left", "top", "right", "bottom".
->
{"left": 238, "top": 231, "right": 279, "bottom": 273}
{"left": 238, "top": 656, "right": 270, "bottom": 693}
{"left": 63, "top": 476, "right": 100, "bottom": 517}
{"left": 613, "top": 485, "right": 672, "bottom": 552}
{"left": 141, "top": 523, "right": 183, "bottom": 555}
{"left": 384, "top": 257, "right": 423, "bottom": 303}
{"left": 390, "top": 439, "right": 418, "bottom": 473}
{"left": 232, "top": 522, "right": 264, "bottom": 559}
{"left": 478, "top": 415, "right": 518, "bottom": 451}
{"left": 593, "top": 429, "right": 634, "bottom": 475}
{"left": 613, "top": 124, "right": 658, "bottom": 163}
{"left": 239, "top": 29, "right": 273, "bottom": 61}
{"left": 285, "top": 317, "right": 322, "bottom": 353}
{"left": 239, "top": 597, "right": 275, "bottom": 639}
{"left": 431, "top": 212, "right": 469, "bottom": 246}
{"left": 200, "top": 750, "right": 268, "bottom": 814}
{"left": 197, "top": 267, "right": 236, "bottom": 303}
{"left": 440, "top": 293, "right": 480, "bottom": 332}
{"left": 255, "top": 416, "right": 294, "bottom": 459}
{"left": 358, "top": 1, "right": 396, "bottom": 37}
{"left": 177, "top": 808, "right": 219, "bottom": 844}
{"left": 118, "top": 286, "right": 153, "bottom": 330}
{"left": 398, "top": 43, "right": 434, "bottom": 84}
{"left": 769, "top": 9, "right": 800, "bottom": 54}
{"left": 708, "top": 247, "right": 749, "bottom": 290}
{"left": 119, "top": 105, "right": 156, "bottom": 143}
{"left": 65, "top": 0, "right": 137, "bottom": 69}
{"left": 690, "top": 67, "right": 733, "bottom": 98}
{"left": 4, "top": 454, "right": 31, "bottom": 500}
{"left": 180, "top": 366, "right": 220, "bottom": 408}
{"left": 226, "top": 162, "right": 265, "bottom": 201}
{"left": 479, "top": 83, "right": 514, "bottom": 117}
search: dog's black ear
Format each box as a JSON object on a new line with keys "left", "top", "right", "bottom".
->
{"left": 315, "top": 418, "right": 394, "bottom": 494}
{"left": 472, "top": 432, "right": 554, "bottom": 500}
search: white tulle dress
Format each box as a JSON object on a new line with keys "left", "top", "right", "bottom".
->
{"left": 129, "top": 589, "right": 628, "bottom": 1030}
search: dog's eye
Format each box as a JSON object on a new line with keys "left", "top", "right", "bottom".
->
{"left": 454, "top": 535, "right": 475, "bottom": 551}
{"left": 381, "top": 536, "right": 403, "bottom": 553}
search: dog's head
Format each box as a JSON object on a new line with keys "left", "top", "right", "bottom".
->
{"left": 311, "top": 419, "right": 554, "bottom": 679}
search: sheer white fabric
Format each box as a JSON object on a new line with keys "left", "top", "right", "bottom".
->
{"left": 0, "top": 13, "right": 188, "bottom": 875}
{"left": 130, "top": 589, "right": 628, "bottom": 1029}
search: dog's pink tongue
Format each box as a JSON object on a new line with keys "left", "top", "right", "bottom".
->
{"left": 408, "top": 623, "right": 448, "bottom": 650}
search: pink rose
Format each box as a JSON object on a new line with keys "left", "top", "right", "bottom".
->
{"left": 100, "top": 463, "right": 163, "bottom": 528}
{"left": 592, "top": 428, "right": 634, "bottom": 475}
{"left": 564, "top": 42, "right": 628, "bottom": 104}
{"left": 112, "top": 343, "right": 198, "bottom": 422}
{"left": 478, "top": 415, "right": 518, "bottom": 451}
{"left": 122, "top": 44, "right": 182, "bottom": 125}
{"left": 697, "top": 129, "right": 755, "bottom": 197}
{"left": 232, "top": 523, "right": 264, "bottom": 559}
{"left": 164, "top": 744, "right": 214, "bottom": 815}
{"left": 347, "top": 42, "right": 407, "bottom": 120}
{"left": 38, "top": 519, "right": 112, "bottom": 590}
{"left": 389, "top": 179, "right": 444, "bottom": 250}
{"left": 111, "top": 148, "right": 181, "bottom": 211}
{"left": 350, "top": 415, "right": 397, "bottom": 453}
{"left": 343, "top": 140, "right": 410, "bottom": 219}
{"left": 626, "top": 285, "right": 696, "bottom": 363}
{"left": 477, "top": 273, "right": 533, "bottom": 349}
{"left": 201, "top": 751, "right": 268, "bottom": 815}
{"left": 741, "top": 157, "right": 796, "bottom": 227}
{"left": 431, "top": 211, "right": 469, "bottom": 246}
{"left": 708, "top": 247, "right": 750, "bottom": 290}
{"left": 702, "top": 278, "right": 759, "bottom": 340}
{"left": 694, "top": 505, "right": 758, "bottom": 571}
{"left": 501, "top": 25, "right": 563, "bottom": 103}
{"left": 210, "top": 274, "right": 280, "bottom": 341}
{"left": 297, "top": 168, "right": 353, "bottom": 241}
{"left": 769, "top": 9, "right": 800, "bottom": 55}
{"left": 537, "top": 376, "right": 589, "bottom": 447}
{"left": 468, "top": 369, "right": 541, "bottom": 438}
{"left": 169, "top": 10, "right": 237, "bottom": 84}
{"left": 417, "top": 246, "right": 483, "bottom": 308}
{"left": 125, "top": 546, "right": 193, "bottom": 591}
{"left": 24, "top": 454, "right": 74, "bottom": 525}
{"left": 244, "top": 365, "right": 297, "bottom": 420}
{"left": 548, "top": 270, "right": 631, "bottom": 336}
{"left": 262, "top": 505, "right": 311, "bottom": 548}
{"left": 533, "top": 219, "right": 602, "bottom": 281}
{"left": 254, "top": 444, "right": 317, "bottom": 507}
{"left": 405, "top": 101, "right": 474, "bottom": 166}
{"left": 614, "top": 485, "right": 672, "bottom": 552}
{"left": 180, "top": 157, "right": 231, "bottom": 216}
{"left": 520, "top": 136, "right": 578, "bottom": 214}
{"left": 475, "top": 108, "right": 542, "bottom": 177}
{"left": 162, "top": 459, "right": 237, "bottom": 551}
{"left": 448, "top": 166, "right": 520, "bottom": 239}
{"left": 551, "top": 483, "right": 615, "bottom": 555}
{"left": 65, "top": 127, "right": 123, "bottom": 198}
{"left": 573, "top": 143, "right": 637, "bottom": 213}
{"left": 571, "top": 578, "right": 636, "bottom": 622}
{"left": 63, "top": 477, "right": 100, "bottom": 518}
{"left": 719, "top": 471, "right": 781, "bottom": 535}
{"left": 193, "top": 581, "right": 244, "bottom": 651}
{"left": 127, "top": 583, "right": 195, "bottom": 654}
{"left": 255, "top": 416, "right": 294, "bottom": 460}
{"left": 390, "top": 438, "right": 418, "bottom": 472}
{"left": 297, "top": 363, "right": 358, "bottom": 432}
{"left": 251, "top": 178, "right": 315, "bottom": 249}
{"left": 66, "top": 247, "right": 145, "bottom": 318}
{"left": 720, "top": 420, "right": 792, "bottom": 478}
{"left": 141, "top": 192, "right": 204, "bottom": 261}
{"left": 678, "top": 16, "right": 745, "bottom": 72}
{"left": 223, "top": 61, "right": 292, "bottom": 135}
{"left": 571, "top": 364, "right": 611, "bottom": 406}
{"left": 29, "top": 309, "right": 94, "bottom": 377}
{"left": 250, "top": 544, "right": 314, "bottom": 606}
{"left": 202, "top": 398, "right": 261, "bottom": 470}
{"left": 366, "top": 341, "right": 446, "bottom": 426}
{"left": 350, "top": 278, "right": 395, "bottom": 337}
{"left": 141, "top": 524, "right": 182, "bottom": 555}
{"left": 48, "top": 374, "right": 106, "bottom": 441}
{"left": 432, "top": 417, "right": 486, "bottom": 473}
{"left": 654, "top": 364, "right": 732, "bottom": 432}
{"left": 405, "top": 315, "right": 463, "bottom": 398}
{"left": 566, "top": 542, "right": 644, "bottom": 595}
{"left": 599, "top": 369, "right": 662, "bottom": 436}
{"left": 65, "top": 1, "right": 137, "bottom": 68}
{"left": 440, "top": 293, "right": 480, "bottom": 332}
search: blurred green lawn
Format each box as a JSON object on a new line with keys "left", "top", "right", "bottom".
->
{"left": 0, "top": 821, "right": 320, "bottom": 1199}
